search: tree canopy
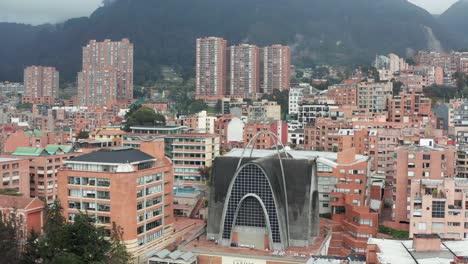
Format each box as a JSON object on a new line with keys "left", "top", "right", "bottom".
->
{"left": 124, "top": 105, "right": 166, "bottom": 131}
{"left": 19, "top": 200, "right": 132, "bottom": 264}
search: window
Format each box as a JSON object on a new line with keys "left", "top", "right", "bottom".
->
{"left": 68, "top": 189, "right": 81, "bottom": 197}
{"left": 408, "top": 171, "right": 415, "bottom": 177}
{"left": 97, "top": 216, "right": 110, "bottom": 224}
{"left": 423, "top": 154, "right": 430, "bottom": 160}
{"left": 317, "top": 163, "right": 333, "bottom": 172}
{"left": 97, "top": 191, "right": 110, "bottom": 199}
{"left": 418, "top": 222, "right": 426, "bottom": 230}
{"left": 323, "top": 203, "right": 329, "bottom": 208}
{"left": 432, "top": 201, "right": 445, "bottom": 218}
{"left": 359, "top": 219, "right": 373, "bottom": 226}
{"left": 408, "top": 163, "right": 415, "bottom": 168}
{"left": 97, "top": 204, "right": 110, "bottom": 212}
{"left": 146, "top": 219, "right": 162, "bottom": 231}
{"left": 146, "top": 185, "right": 162, "bottom": 195}
{"left": 408, "top": 154, "right": 415, "bottom": 159}
{"left": 97, "top": 178, "right": 110, "bottom": 187}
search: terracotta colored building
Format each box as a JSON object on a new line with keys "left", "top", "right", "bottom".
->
{"left": 0, "top": 157, "right": 30, "bottom": 197}
{"left": 262, "top": 45, "right": 291, "bottom": 93}
{"left": 230, "top": 44, "right": 260, "bottom": 97}
{"left": 303, "top": 118, "right": 351, "bottom": 152}
{"left": 327, "top": 83, "right": 358, "bottom": 106}
{"left": 22, "top": 66, "right": 59, "bottom": 105}
{"left": 243, "top": 120, "right": 287, "bottom": 149}
{"left": 3, "top": 130, "right": 56, "bottom": 154}
{"left": 357, "top": 81, "right": 393, "bottom": 114}
{"left": 391, "top": 139, "right": 457, "bottom": 230}
{"left": 213, "top": 115, "right": 244, "bottom": 150}
{"left": 58, "top": 147, "right": 174, "bottom": 258}
{"left": 89, "top": 127, "right": 125, "bottom": 147}
{"left": 196, "top": 37, "right": 227, "bottom": 100}
{"left": 78, "top": 39, "right": 134, "bottom": 107}
{"left": 409, "top": 178, "right": 468, "bottom": 239}
{"left": 0, "top": 195, "right": 45, "bottom": 246}
{"left": 329, "top": 149, "right": 378, "bottom": 254}
{"left": 388, "top": 91, "right": 433, "bottom": 125}
{"left": 10, "top": 145, "right": 78, "bottom": 203}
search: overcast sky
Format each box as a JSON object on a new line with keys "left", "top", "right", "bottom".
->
{"left": 0, "top": 0, "right": 461, "bottom": 25}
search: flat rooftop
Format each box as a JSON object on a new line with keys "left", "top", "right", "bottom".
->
{"left": 67, "top": 147, "right": 154, "bottom": 164}
{"left": 180, "top": 219, "right": 331, "bottom": 262}
{"left": 0, "top": 157, "right": 23, "bottom": 163}
{"left": 367, "top": 238, "right": 468, "bottom": 264}
{"left": 224, "top": 148, "right": 368, "bottom": 164}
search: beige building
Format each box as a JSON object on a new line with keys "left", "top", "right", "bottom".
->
{"left": 166, "top": 134, "right": 220, "bottom": 183}
{"left": 409, "top": 178, "right": 468, "bottom": 239}
{"left": 357, "top": 81, "right": 393, "bottom": 114}
{"left": 248, "top": 100, "right": 281, "bottom": 121}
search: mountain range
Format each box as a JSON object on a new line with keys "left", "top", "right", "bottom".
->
{"left": 1, "top": 0, "right": 468, "bottom": 85}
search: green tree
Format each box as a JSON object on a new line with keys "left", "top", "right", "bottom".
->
{"left": 16, "top": 103, "right": 33, "bottom": 110}
{"left": 187, "top": 100, "right": 207, "bottom": 114}
{"left": 59, "top": 214, "right": 110, "bottom": 263}
{"left": 21, "top": 229, "right": 41, "bottom": 264}
{"left": 124, "top": 106, "right": 166, "bottom": 131}
{"left": 215, "top": 99, "right": 223, "bottom": 114}
{"left": 76, "top": 130, "right": 89, "bottom": 139}
{"left": 0, "top": 212, "right": 21, "bottom": 264}
{"left": 0, "top": 188, "right": 22, "bottom": 196}
{"left": 50, "top": 253, "right": 84, "bottom": 264}
{"left": 198, "top": 166, "right": 212, "bottom": 184}
{"left": 40, "top": 200, "right": 66, "bottom": 261}
{"left": 107, "top": 222, "right": 132, "bottom": 264}
{"left": 261, "top": 89, "right": 289, "bottom": 120}
{"left": 391, "top": 79, "right": 403, "bottom": 95}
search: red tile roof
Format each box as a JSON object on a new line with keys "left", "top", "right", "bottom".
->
{"left": 0, "top": 195, "right": 42, "bottom": 210}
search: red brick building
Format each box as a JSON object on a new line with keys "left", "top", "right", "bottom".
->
{"left": 262, "top": 45, "right": 291, "bottom": 93}
{"left": 58, "top": 147, "right": 174, "bottom": 259}
{"left": 196, "top": 37, "right": 227, "bottom": 100}
{"left": 243, "top": 120, "right": 287, "bottom": 149}
{"left": 10, "top": 145, "right": 78, "bottom": 203}
{"left": 0, "top": 157, "right": 30, "bottom": 197}
{"left": 77, "top": 39, "right": 134, "bottom": 107}
{"left": 22, "top": 66, "right": 59, "bottom": 105}
{"left": 388, "top": 91, "right": 433, "bottom": 125}
{"left": 3, "top": 130, "right": 56, "bottom": 153}
{"left": 0, "top": 195, "right": 45, "bottom": 246}
{"left": 327, "top": 83, "right": 358, "bottom": 106}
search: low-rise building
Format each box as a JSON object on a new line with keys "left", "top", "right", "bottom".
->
{"left": 366, "top": 235, "right": 468, "bottom": 264}
{"left": 0, "top": 157, "right": 30, "bottom": 197}
{"left": 10, "top": 145, "right": 78, "bottom": 203}
{"left": 165, "top": 134, "right": 220, "bottom": 182}
{"left": 0, "top": 195, "right": 45, "bottom": 246}
{"left": 409, "top": 178, "right": 468, "bottom": 239}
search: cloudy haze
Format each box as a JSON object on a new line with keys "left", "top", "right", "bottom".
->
{"left": 408, "top": 0, "right": 458, "bottom": 14}
{"left": 0, "top": 0, "right": 102, "bottom": 25}
{"left": 0, "top": 0, "right": 461, "bottom": 25}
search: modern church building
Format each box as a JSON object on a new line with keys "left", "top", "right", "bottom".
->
{"left": 207, "top": 147, "right": 320, "bottom": 251}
